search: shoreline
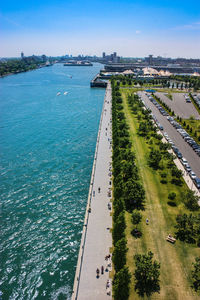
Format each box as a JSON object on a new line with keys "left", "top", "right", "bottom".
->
{"left": 0, "top": 64, "right": 50, "bottom": 79}
{"left": 71, "top": 82, "right": 112, "bottom": 300}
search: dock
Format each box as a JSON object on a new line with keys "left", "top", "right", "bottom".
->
{"left": 90, "top": 74, "right": 108, "bottom": 88}
{"left": 71, "top": 82, "right": 113, "bottom": 300}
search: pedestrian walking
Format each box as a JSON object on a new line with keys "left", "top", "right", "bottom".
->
{"left": 101, "top": 265, "right": 104, "bottom": 274}
{"left": 96, "top": 268, "right": 100, "bottom": 278}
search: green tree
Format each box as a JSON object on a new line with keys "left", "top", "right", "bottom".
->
{"left": 148, "top": 149, "right": 162, "bottom": 169}
{"left": 112, "top": 211, "right": 126, "bottom": 244}
{"left": 138, "top": 121, "right": 149, "bottom": 136}
{"left": 171, "top": 167, "right": 183, "bottom": 179}
{"left": 131, "top": 210, "right": 142, "bottom": 224}
{"left": 112, "top": 238, "right": 128, "bottom": 272}
{"left": 184, "top": 190, "right": 199, "bottom": 211}
{"left": 124, "top": 179, "right": 145, "bottom": 210}
{"left": 134, "top": 251, "right": 160, "bottom": 296}
{"left": 191, "top": 257, "right": 200, "bottom": 292}
{"left": 113, "top": 266, "right": 131, "bottom": 300}
{"left": 113, "top": 197, "right": 125, "bottom": 222}
{"left": 175, "top": 214, "right": 196, "bottom": 243}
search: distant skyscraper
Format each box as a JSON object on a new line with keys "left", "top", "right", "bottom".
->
{"left": 113, "top": 52, "right": 117, "bottom": 58}
{"left": 102, "top": 52, "right": 106, "bottom": 58}
{"left": 148, "top": 55, "right": 153, "bottom": 65}
{"left": 21, "top": 52, "right": 24, "bottom": 59}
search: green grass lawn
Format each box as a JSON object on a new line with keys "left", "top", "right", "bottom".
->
{"left": 121, "top": 90, "right": 200, "bottom": 300}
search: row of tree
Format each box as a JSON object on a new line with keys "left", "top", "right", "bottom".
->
{"left": 0, "top": 58, "right": 45, "bottom": 76}
{"left": 111, "top": 84, "right": 162, "bottom": 298}
{"left": 125, "top": 90, "right": 200, "bottom": 294}
{"left": 153, "top": 94, "right": 175, "bottom": 116}
{"left": 111, "top": 81, "right": 131, "bottom": 300}
{"left": 171, "top": 75, "right": 200, "bottom": 91}
{"left": 113, "top": 74, "right": 200, "bottom": 91}
{"left": 124, "top": 92, "right": 162, "bottom": 296}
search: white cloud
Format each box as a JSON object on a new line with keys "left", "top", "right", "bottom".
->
{"left": 135, "top": 30, "right": 141, "bottom": 34}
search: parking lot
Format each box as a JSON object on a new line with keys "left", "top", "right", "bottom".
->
{"left": 138, "top": 91, "right": 200, "bottom": 178}
{"left": 155, "top": 92, "right": 200, "bottom": 119}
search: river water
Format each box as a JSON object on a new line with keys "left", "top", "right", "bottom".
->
{"left": 0, "top": 63, "right": 105, "bottom": 299}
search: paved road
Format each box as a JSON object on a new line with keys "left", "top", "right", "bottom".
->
{"left": 155, "top": 92, "right": 200, "bottom": 119}
{"left": 72, "top": 83, "right": 112, "bottom": 300}
{"left": 138, "top": 91, "right": 200, "bottom": 178}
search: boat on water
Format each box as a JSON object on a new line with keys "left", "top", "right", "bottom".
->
{"left": 57, "top": 92, "right": 61, "bottom": 96}
{"left": 64, "top": 92, "right": 68, "bottom": 95}
{"left": 64, "top": 60, "right": 93, "bottom": 66}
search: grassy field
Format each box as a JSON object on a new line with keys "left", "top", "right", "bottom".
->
{"left": 121, "top": 90, "right": 199, "bottom": 300}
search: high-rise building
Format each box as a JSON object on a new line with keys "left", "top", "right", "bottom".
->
{"left": 21, "top": 52, "right": 24, "bottom": 59}
{"left": 102, "top": 52, "right": 106, "bottom": 58}
{"left": 148, "top": 54, "right": 153, "bottom": 65}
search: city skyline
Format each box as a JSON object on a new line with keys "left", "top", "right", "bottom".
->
{"left": 0, "top": 0, "right": 200, "bottom": 58}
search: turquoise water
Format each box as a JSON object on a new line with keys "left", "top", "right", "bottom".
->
{"left": 0, "top": 63, "right": 105, "bottom": 299}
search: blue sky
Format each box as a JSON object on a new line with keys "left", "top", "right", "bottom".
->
{"left": 0, "top": 0, "right": 200, "bottom": 58}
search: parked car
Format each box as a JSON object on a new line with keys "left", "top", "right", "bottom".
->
{"left": 194, "top": 177, "right": 200, "bottom": 189}
{"left": 189, "top": 171, "right": 197, "bottom": 180}
{"left": 177, "top": 152, "right": 183, "bottom": 159}
{"left": 185, "top": 163, "right": 192, "bottom": 172}
{"left": 181, "top": 157, "right": 188, "bottom": 164}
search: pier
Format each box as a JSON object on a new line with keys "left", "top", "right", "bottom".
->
{"left": 90, "top": 74, "right": 108, "bottom": 88}
{"left": 72, "top": 83, "right": 112, "bottom": 300}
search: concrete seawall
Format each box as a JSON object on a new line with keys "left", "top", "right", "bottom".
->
{"left": 71, "top": 82, "right": 112, "bottom": 300}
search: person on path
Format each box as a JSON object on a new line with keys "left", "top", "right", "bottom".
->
{"left": 101, "top": 265, "right": 104, "bottom": 274}
{"left": 146, "top": 218, "right": 149, "bottom": 225}
{"left": 96, "top": 268, "right": 100, "bottom": 278}
{"left": 98, "top": 187, "right": 101, "bottom": 193}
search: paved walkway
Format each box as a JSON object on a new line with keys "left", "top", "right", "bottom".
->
{"left": 72, "top": 83, "right": 113, "bottom": 300}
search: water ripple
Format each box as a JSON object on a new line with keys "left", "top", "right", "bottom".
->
{"left": 0, "top": 63, "right": 104, "bottom": 299}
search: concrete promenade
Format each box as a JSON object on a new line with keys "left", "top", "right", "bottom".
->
{"left": 72, "top": 83, "right": 113, "bottom": 300}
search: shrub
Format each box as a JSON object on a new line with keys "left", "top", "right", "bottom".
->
{"left": 160, "top": 172, "right": 167, "bottom": 178}
{"left": 171, "top": 178, "right": 182, "bottom": 186}
{"left": 160, "top": 179, "right": 167, "bottom": 184}
{"left": 167, "top": 201, "right": 177, "bottom": 207}
{"left": 168, "top": 192, "right": 176, "bottom": 200}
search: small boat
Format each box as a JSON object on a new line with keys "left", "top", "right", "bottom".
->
{"left": 57, "top": 92, "right": 61, "bottom": 96}
{"left": 64, "top": 91, "right": 68, "bottom": 95}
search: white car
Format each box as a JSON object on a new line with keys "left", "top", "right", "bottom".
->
{"left": 189, "top": 171, "right": 197, "bottom": 180}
